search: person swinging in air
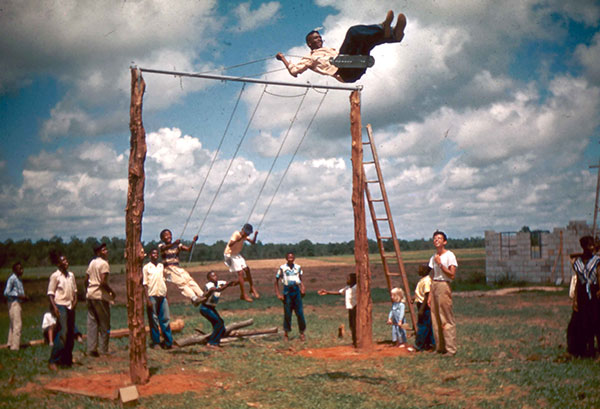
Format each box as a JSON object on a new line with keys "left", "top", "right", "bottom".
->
{"left": 276, "top": 10, "right": 406, "bottom": 83}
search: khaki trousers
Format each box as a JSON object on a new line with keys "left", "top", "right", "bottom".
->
{"left": 430, "top": 281, "right": 457, "bottom": 355}
{"left": 7, "top": 301, "right": 22, "bottom": 350}
{"left": 165, "top": 265, "right": 204, "bottom": 300}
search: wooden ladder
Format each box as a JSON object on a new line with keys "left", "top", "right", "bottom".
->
{"left": 362, "top": 124, "right": 417, "bottom": 333}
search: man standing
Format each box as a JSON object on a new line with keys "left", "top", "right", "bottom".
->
{"left": 4, "top": 262, "right": 28, "bottom": 350}
{"left": 274, "top": 251, "right": 306, "bottom": 341}
{"left": 85, "top": 243, "right": 115, "bottom": 357}
{"left": 428, "top": 231, "right": 458, "bottom": 356}
{"left": 143, "top": 248, "right": 173, "bottom": 349}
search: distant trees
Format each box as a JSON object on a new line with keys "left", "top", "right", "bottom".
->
{"left": 0, "top": 235, "right": 485, "bottom": 268}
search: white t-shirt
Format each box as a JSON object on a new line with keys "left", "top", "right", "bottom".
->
{"left": 143, "top": 262, "right": 167, "bottom": 297}
{"left": 339, "top": 284, "right": 357, "bottom": 309}
{"left": 86, "top": 257, "right": 110, "bottom": 301}
{"left": 204, "top": 280, "right": 227, "bottom": 307}
{"left": 428, "top": 250, "right": 458, "bottom": 282}
{"left": 276, "top": 263, "right": 302, "bottom": 286}
{"left": 42, "top": 312, "right": 57, "bottom": 330}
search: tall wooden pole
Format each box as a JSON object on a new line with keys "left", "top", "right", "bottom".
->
{"left": 350, "top": 90, "right": 373, "bottom": 349}
{"left": 126, "top": 68, "right": 149, "bottom": 384}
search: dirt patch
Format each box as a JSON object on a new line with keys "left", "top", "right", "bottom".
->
{"left": 297, "top": 344, "right": 415, "bottom": 361}
{"left": 42, "top": 368, "right": 226, "bottom": 400}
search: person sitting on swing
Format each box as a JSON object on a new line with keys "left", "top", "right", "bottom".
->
{"left": 276, "top": 10, "right": 406, "bottom": 83}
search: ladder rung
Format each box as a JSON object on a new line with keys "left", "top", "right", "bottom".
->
{"left": 363, "top": 161, "right": 375, "bottom": 165}
{"left": 375, "top": 217, "right": 388, "bottom": 221}
{"left": 379, "top": 236, "right": 392, "bottom": 240}
{"left": 370, "top": 199, "right": 384, "bottom": 202}
{"left": 362, "top": 141, "right": 371, "bottom": 145}
{"left": 366, "top": 180, "right": 379, "bottom": 183}
{"left": 386, "top": 272, "right": 402, "bottom": 277}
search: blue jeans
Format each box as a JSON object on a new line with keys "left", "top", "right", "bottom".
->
{"left": 415, "top": 302, "right": 435, "bottom": 351}
{"left": 49, "top": 305, "right": 75, "bottom": 366}
{"left": 283, "top": 285, "right": 306, "bottom": 333}
{"left": 147, "top": 296, "right": 173, "bottom": 347}
{"left": 200, "top": 304, "right": 225, "bottom": 346}
{"left": 337, "top": 24, "right": 389, "bottom": 82}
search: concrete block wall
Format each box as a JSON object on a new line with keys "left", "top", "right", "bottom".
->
{"left": 485, "top": 220, "right": 592, "bottom": 284}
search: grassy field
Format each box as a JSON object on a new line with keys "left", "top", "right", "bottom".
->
{"left": 1, "top": 289, "right": 599, "bottom": 406}
{"left": 2, "top": 249, "right": 598, "bottom": 408}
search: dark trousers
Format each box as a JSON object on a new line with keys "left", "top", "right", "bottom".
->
{"left": 49, "top": 305, "right": 75, "bottom": 366}
{"left": 200, "top": 304, "right": 225, "bottom": 346}
{"left": 147, "top": 296, "right": 173, "bottom": 347}
{"left": 415, "top": 302, "right": 435, "bottom": 351}
{"left": 348, "top": 306, "right": 357, "bottom": 347}
{"left": 337, "top": 24, "right": 388, "bottom": 82}
{"left": 283, "top": 284, "right": 306, "bottom": 333}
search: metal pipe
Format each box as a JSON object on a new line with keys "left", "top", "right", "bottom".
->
{"left": 136, "top": 67, "right": 363, "bottom": 92}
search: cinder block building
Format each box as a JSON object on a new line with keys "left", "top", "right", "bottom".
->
{"left": 485, "top": 220, "right": 592, "bottom": 284}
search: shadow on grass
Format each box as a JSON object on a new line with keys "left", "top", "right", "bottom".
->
{"left": 304, "top": 371, "right": 389, "bottom": 385}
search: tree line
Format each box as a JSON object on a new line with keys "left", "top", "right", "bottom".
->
{"left": 0, "top": 235, "right": 484, "bottom": 268}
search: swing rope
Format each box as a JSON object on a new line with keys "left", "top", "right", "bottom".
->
{"left": 179, "top": 83, "right": 247, "bottom": 240}
{"left": 256, "top": 89, "right": 329, "bottom": 231}
{"left": 244, "top": 88, "right": 310, "bottom": 226}
{"left": 187, "top": 84, "right": 268, "bottom": 261}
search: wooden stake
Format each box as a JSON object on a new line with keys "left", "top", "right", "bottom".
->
{"left": 126, "top": 68, "right": 149, "bottom": 384}
{"left": 350, "top": 90, "right": 373, "bottom": 350}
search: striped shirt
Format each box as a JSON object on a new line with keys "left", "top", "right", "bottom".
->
{"left": 159, "top": 242, "right": 182, "bottom": 266}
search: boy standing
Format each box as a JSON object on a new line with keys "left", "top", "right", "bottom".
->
{"left": 413, "top": 264, "right": 435, "bottom": 351}
{"left": 4, "top": 262, "right": 28, "bottom": 350}
{"left": 143, "top": 249, "right": 173, "bottom": 349}
{"left": 85, "top": 243, "right": 115, "bottom": 357}
{"left": 274, "top": 251, "right": 306, "bottom": 341}
{"left": 200, "top": 271, "right": 237, "bottom": 348}
{"left": 48, "top": 251, "right": 78, "bottom": 370}
{"left": 224, "top": 223, "right": 259, "bottom": 302}
{"left": 428, "top": 231, "right": 458, "bottom": 356}
{"left": 318, "top": 273, "right": 357, "bottom": 346}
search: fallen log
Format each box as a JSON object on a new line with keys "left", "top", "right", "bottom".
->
{"left": 227, "top": 327, "right": 278, "bottom": 337}
{"left": 219, "top": 331, "right": 279, "bottom": 344}
{"left": 1, "top": 318, "right": 185, "bottom": 350}
{"left": 178, "top": 319, "right": 254, "bottom": 347}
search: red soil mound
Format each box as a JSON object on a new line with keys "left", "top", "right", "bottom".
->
{"left": 44, "top": 369, "right": 224, "bottom": 399}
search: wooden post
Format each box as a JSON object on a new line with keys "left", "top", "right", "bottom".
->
{"left": 126, "top": 68, "right": 149, "bottom": 384}
{"left": 590, "top": 163, "right": 600, "bottom": 238}
{"left": 350, "top": 90, "right": 373, "bottom": 349}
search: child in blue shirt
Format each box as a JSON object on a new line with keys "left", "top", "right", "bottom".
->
{"left": 387, "top": 287, "right": 414, "bottom": 351}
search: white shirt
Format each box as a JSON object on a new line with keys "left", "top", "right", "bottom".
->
{"left": 86, "top": 257, "right": 110, "bottom": 301}
{"left": 204, "top": 280, "right": 227, "bottom": 307}
{"left": 428, "top": 250, "right": 458, "bottom": 282}
{"left": 143, "top": 262, "right": 167, "bottom": 297}
{"left": 42, "top": 312, "right": 57, "bottom": 330}
{"left": 339, "top": 284, "right": 357, "bottom": 309}
{"left": 276, "top": 263, "right": 302, "bottom": 286}
{"left": 47, "top": 270, "right": 77, "bottom": 309}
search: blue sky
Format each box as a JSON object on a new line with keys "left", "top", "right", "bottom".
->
{"left": 1, "top": 0, "right": 599, "bottom": 245}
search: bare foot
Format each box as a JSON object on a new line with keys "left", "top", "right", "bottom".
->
{"left": 241, "top": 296, "right": 253, "bottom": 302}
{"left": 393, "top": 13, "right": 406, "bottom": 42}
{"left": 299, "top": 333, "right": 306, "bottom": 342}
{"left": 382, "top": 10, "right": 394, "bottom": 39}
{"left": 251, "top": 289, "right": 260, "bottom": 299}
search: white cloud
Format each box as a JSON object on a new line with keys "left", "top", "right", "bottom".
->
{"left": 575, "top": 32, "right": 600, "bottom": 85}
{"left": 232, "top": 1, "right": 281, "bottom": 32}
